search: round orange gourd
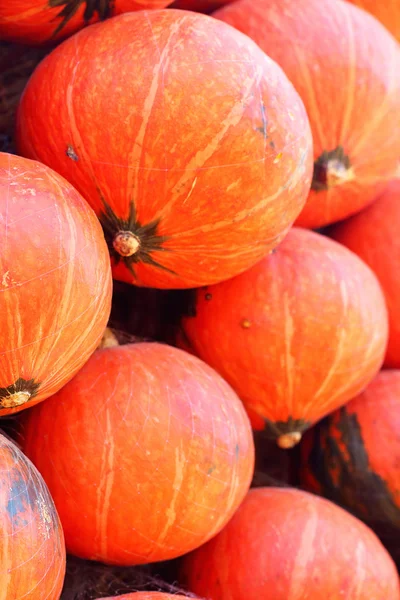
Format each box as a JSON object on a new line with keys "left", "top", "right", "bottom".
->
{"left": 0, "top": 1, "right": 172, "bottom": 45}
{"left": 180, "top": 228, "right": 388, "bottom": 447}
{"left": 215, "top": 0, "right": 400, "bottom": 228}
{"left": 301, "top": 370, "right": 400, "bottom": 562}
{"left": 0, "top": 433, "right": 66, "bottom": 599}
{"left": 170, "top": 1, "right": 233, "bottom": 12}
{"left": 330, "top": 180, "right": 400, "bottom": 367}
{"left": 346, "top": 0, "right": 400, "bottom": 41}
{"left": 20, "top": 342, "right": 255, "bottom": 565}
{"left": 0, "top": 152, "right": 112, "bottom": 415}
{"left": 16, "top": 10, "right": 313, "bottom": 289}
{"left": 180, "top": 487, "right": 400, "bottom": 600}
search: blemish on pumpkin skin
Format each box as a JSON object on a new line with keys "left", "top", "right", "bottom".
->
{"left": 205, "top": 293, "right": 212, "bottom": 301}
{"left": 273, "top": 152, "right": 283, "bottom": 164}
{"left": 66, "top": 145, "right": 79, "bottom": 162}
{"left": 241, "top": 318, "right": 251, "bottom": 329}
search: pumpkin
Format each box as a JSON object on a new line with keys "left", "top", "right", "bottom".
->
{"left": 215, "top": 0, "right": 400, "bottom": 229}
{"left": 346, "top": 0, "right": 400, "bottom": 42}
{"left": 0, "top": 1, "right": 172, "bottom": 46}
{"left": 16, "top": 10, "right": 313, "bottom": 290}
{"left": 99, "top": 594, "right": 190, "bottom": 600}
{"left": 169, "top": 1, "right": 233, "bottom": 13}
{"left": 180, "top": 487, "right": 400, "bottom": 600}
{"left": 0, "top": 152, "right": 112, "bottom": 415}
{"left": 300, "top": 370, "right": 400, "bottom": 563}
{"left": 20, "top": 342, "right": 255, "bottom": 565}
{"left": 330, "top": 180, "right": 400, "bottom": 367}
{"left": 180, "top": 227, "right": 388, "bottom": 448}
{"left": 0, "top": 432, "right": 66, "bottom": 599}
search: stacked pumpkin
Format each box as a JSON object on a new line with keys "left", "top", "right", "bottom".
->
{"left": 0, "top": 0, "right": 400, "bottom": 598}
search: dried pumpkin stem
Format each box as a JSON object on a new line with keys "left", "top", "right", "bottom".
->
{"left": 277, "top": 431, "right": 302, "bottom": 449}
{"left": 113, "top": 231, "right": 140, "bottom": 257}
{"left": 1, "top": 391, "right": 31, "bottom": 409}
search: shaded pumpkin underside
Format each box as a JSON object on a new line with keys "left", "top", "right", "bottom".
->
{"left": 305, "top": 409, "right": 400, "bottom": 541}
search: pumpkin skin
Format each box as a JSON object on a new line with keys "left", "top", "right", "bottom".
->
{"left": 20, "top": 342, "right": 255, "bottom": 565}
{"left": 0, "top": 433, "right": 66, "bottom": 599}
{"left": 180, "top": 487, "right": 400, "bottom": 600}
{"left": 301, "top": 370, "right": 400, "bottom": 563}
{"left": 180, "top": 228, "right": 388, "bottom": 447}
{"left": 169, "top": 1, "right": 233, "bottom": 13}
{"left": 0, "top": 152, "right": 112, "bottom": 415}
{"left": 215, "top": 0, "right": 400, "bottom": 229}
{"left": 16, "top": 10, "right": 313, "bottom": 289}
{"left": 346, "top": 0, "right": 400, "bottom": 42}
{"left": 330, "top": 180, "right": 400, "bottom": 367}
{"left": 0, "top": 1, "right": 172, "bottom": 46}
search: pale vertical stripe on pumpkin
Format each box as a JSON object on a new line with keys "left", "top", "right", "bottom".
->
{"left": 337, "top": 2, "right": 357, "bottom": 148}
{"left": 287, "top": 496, "right": 319, "bottom": 600}
{"left": 157, "top": 444, "right": 186, "bottom": 545}
{"left": 96, "top": 408, "right": 115, "bottom": 560}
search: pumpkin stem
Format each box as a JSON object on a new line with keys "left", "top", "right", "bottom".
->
{"left": 277, "top": 431, "right": 302, "bottom": 449}
{"left": 113, "top": 231, "right": 140, "bottom": 257}
{"left": 1, "top": 391, "right": 31, "bottom": 409}
{"left": 312, "top": 146, "right": 354, "bottom": 191}
{"left": 97, "top": 327, "right": 120, "bottom": 350}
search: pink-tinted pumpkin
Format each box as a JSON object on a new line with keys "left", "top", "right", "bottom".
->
{"left": 20, "top": 342, "right": 255, "bottom": 565}
{"left": 180, "top": 487, "right": 400, "bottom": 599}
{"left": 0, "top": 433, "right": 66, "bottom": 599}
{"left": 16, "top": 10, "right": 313, "bottom": 289}
{"left": 0, "top": 152, "right": 112, "bottom": 415}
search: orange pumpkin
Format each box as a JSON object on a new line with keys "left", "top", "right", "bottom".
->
{"left": 346, "top": 0, "right": 400, "bottom": 41}
{"left": 330, "top": 180, "right": 400, "bottom": 367}
{"left": 20, "top": 342, "right": 255, "bottom": 565}
{"left": 180, "top": 487, "right": 400, "bottom": 599}
{"left": 16, "top": 10, "right": 313, "bottom": 289}
{"left": 301, "top": 370, "right": 400, "bottom": 563}
{"left": 180, "top": 228, "right": 388, "bottom": 447}
{"left": 215, "top": 0, "right": 400, "bottom": 229}
{"left": 0, "top": 152, "right": 112, "bottom": 415}
{"left": 0, "top": 0, "right": 172, "bottom": 45}
{"left": 0, "top": 433, "right": 66, "bottom": 599}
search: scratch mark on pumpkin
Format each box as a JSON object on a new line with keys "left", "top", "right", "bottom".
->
{"left": 157, "top": 445, "right": 185, "bottom": 545}
{"left": 183, "top": 177, "right": 198, "bottom": 204}
{"left": 96, "top": 409, "right": 115, "bottom": 558}
{"left": 1, "top": 271, "right": 10, "bottom": 288}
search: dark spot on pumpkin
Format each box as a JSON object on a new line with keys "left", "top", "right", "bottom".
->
{"left": 312, "top": 146, "right": 352, "bottom": 192}
{"left": 48, "top": 0, "right": 113, "bottom": 38}
{"left": 306, "top": 409, "right": 400, "bottom": 555}
{"left": 269, "top": 140, "right": 275, "bottom": 149}
{"left": 235, "top": 444, "right": 240, "bottom": 460}
{"left": 66, "top": 144, "right": 79, "bottom": 161}
{"left": 241, "top": 318, "right": 251, "bottom": 329}
{"left": 207, "top": 465, "right": 216, "bottom": 475}
{"left": 205, "top": 293, "right": 212, "bottom": 301}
